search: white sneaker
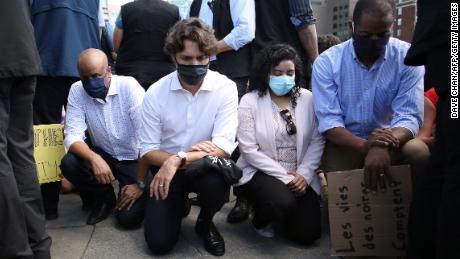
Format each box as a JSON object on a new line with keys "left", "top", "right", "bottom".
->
{"left": 253, "top": 223, "right": 275, "bottom": 238}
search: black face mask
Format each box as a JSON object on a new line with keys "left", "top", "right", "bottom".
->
{"left": 176, "top": 63, "right": 209, "bottom": 86}
{"left": 352, "top": 24, "right": 390, "bottom": 60}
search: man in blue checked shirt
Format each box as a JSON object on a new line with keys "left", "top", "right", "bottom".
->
{"left": 312, "top": 0, "right": 428, "bottom": 192}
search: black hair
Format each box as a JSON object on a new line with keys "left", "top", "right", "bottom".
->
{"left": 317, "top": 34, "right": 342, "bottom": 54}
{"left": 248, "top": 44, "right": 304, "bottom": 108}
{"left": 352, "top": 0, "right": 394, "bottom": 26}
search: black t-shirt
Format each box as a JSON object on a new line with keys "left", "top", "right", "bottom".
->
{"left": 0, "top": 0, "right": 41, "bottom": 78}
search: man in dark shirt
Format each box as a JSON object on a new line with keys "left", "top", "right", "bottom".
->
{"left": 0, "top": 1, "right": 52, "bottom": 258}
{"left": 113, "top": 0, "right": 180, "bottom": 90}
{"left": 405, "top": 1, "right": 460, "bottom": 258}
{"left": 253, "top": 0, "right": 319, "bottom": 68}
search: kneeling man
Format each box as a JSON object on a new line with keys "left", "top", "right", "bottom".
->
{"left": 61, "top": 48, "right": 145, "bottom": 225}
{"left": 312, "top": 0, "right": 428, "bottom": 191}
{"left": 130, "top": 18, "right": 238, "bottom": 256}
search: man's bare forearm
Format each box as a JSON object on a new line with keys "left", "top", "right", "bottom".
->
{"left": 69, "top": 141, "right": 98, "bottom": 161}
{"left": 297, "top": 24, "right": 319, "bottom": 63}
{"left": 325, "top": 127, "right": 367, "bottom": 154}
{"left": 140, "top": 147, "right": 227, "bottom": 171}
{"left": 216, "top": 40, "right": 233, "bottom": 54}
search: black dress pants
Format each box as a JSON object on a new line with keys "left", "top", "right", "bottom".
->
{"left": 236, "top": 172, "right": 321, "bottom": 245}
{"left": 143, "top": 167, "right": 230, "bottom": 255}
{"left": 60, "top": 147, "right": 138, "bottom": 216}
{"left": 33, "top": 76, "right": 79, "bottom": 216}
{"left": 0, "top": 77, "right": 51, "bottom": 258}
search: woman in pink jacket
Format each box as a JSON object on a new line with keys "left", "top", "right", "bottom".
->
{"left": 235, "top": 44, "right": 325, "bottom": 244}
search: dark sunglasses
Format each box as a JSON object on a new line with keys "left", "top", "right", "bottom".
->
{"left": 280, "top": 109, "right": 297, "bottom": 135}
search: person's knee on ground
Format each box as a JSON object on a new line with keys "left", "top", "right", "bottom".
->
{"left": 144, "top": 229, "right": 178, "bottom": 255}
{"left": 115, "top": 209, "right": 143, "bottom": 229}
{"left": 287, "top": 222, "right": 321, "bottom": 245}
{"left": 253, "top": 190, "right": 297, "bottom": 228}
{"left": 114, "top": 197, "right": 146, "bottom": 229}
{"left": 143, "top": 202, "right": 181, "bottom": 255}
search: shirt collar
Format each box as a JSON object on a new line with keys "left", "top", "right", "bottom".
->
{"left": 171, "top": 71, "right": 214, "bottom": 92}
{"left": 106, "top": 77, "right": 118, "bottom": 96}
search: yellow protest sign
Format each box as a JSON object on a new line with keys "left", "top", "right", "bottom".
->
{"left": 33, "top": 124, "right": 65, "bottom": 184}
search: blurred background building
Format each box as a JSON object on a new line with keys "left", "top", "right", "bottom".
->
{"left": 312, "top": 0, "right": 416, "bottom": 42}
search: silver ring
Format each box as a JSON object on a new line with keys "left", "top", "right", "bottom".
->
{"left": 379, "top": 173, "right": 385, "bottom": 177}
{"left": 159, "top": 184, "right": 164, "bottom": 187}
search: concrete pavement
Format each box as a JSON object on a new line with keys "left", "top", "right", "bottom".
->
{"left": 46, "top": 191, "right": 335, "bottom": 259}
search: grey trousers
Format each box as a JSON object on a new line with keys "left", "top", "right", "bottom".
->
{"left": 0, "top": 76, "right": 51, "bottom": 259}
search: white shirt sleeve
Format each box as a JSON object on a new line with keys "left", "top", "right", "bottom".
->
{"left": 211, "top": 80, "right": 239, "bottom": 155}
{"left": 64, "top": 84, "right": 88, "bottom": 149}
{"left": 98, "top": 2, "right": 105, "bottom": 27}
{"left": 222, "top": 0, "right": 255, "bottom": 50}
{"left": 126, "top": 78, "right": 146, "bottom": 153}
{"left": 139, "top": 89, "right": 163, "bottom": 158}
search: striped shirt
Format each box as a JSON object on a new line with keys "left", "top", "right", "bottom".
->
{"left": 289, "top": 0, "right": 316, "bottom": 29}
{"left": 64, "top": 76, "right": 145, "bottom": 160}
{"left": 312, "top": 37, "right": 424, "bottom": 138}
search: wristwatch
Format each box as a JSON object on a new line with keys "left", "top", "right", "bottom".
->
{"left": 137, "top": 180, "right": 146, "bottom": 189}
{"left": 176, "top": 151, "right": 187, "bottom": 168}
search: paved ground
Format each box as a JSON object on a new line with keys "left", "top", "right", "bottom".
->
{"left": 47, "top": 191, "right": 336, "bottom": 259}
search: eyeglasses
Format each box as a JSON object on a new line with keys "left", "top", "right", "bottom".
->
{"left": 280, "top": 109, "right": 297, "bottom": 135}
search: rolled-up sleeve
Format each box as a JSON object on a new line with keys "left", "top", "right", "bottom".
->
{"left": 212, "top": 81, "right": 239, "bottom": 155}
{"left": 390, "top": 65, "right": 425, "bottom": 137}
{"left": 139, "top": 90, "right": 162, "bottom": 158}
{"left": 64, "top": 85, "right": 87, "bottom": 149}
{"left": 312, "top": 55, "right": 345, "bottom": 134}
{"left": 289, "top": 0, "right": 316, "bottom": 30}
{"left": 223, "top": 0, "right": 255, "bottom": 50}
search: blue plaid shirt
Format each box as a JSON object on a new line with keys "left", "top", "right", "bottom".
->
{"left": 312, "top": 38, "right": 424, "bottom": 138}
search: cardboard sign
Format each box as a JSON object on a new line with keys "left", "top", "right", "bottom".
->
{"left": 34, "top": 124, "right": 65, "bottom": 184}
{"left": 328, "top": 165, "right": 412, "bottom": 256}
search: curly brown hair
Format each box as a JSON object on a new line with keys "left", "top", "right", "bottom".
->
{"left": 164, "top": 18, "right": 218, "bottom": 57}
{"left": 248, "top": 44, "right": 303, "bottom": 108}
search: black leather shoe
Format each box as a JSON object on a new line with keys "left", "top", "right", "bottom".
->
{"left": 227, "top": 197, "right": 249, "bottom": 224}
{"left": 86, "top": 192, "right": 115, "bottom": 225}
{"left": 86, "top": 201, "right": 115, "bottom": 225}
{"left": 195, "top": 220, "right": 225, "bottom": 256}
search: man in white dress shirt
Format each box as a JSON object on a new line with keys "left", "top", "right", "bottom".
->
{"left": 122, "top": 18, "right": 238, "bottom": 256}
{"left": 60, "top": 49, "right": 145, "bottom": 226}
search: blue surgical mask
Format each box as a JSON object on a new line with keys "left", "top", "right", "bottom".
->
{"left": 269, "top": 75, "right": 295, "bottom": 96}
{"left": 81, "top": 76, "right": 109, "bottom": 99}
